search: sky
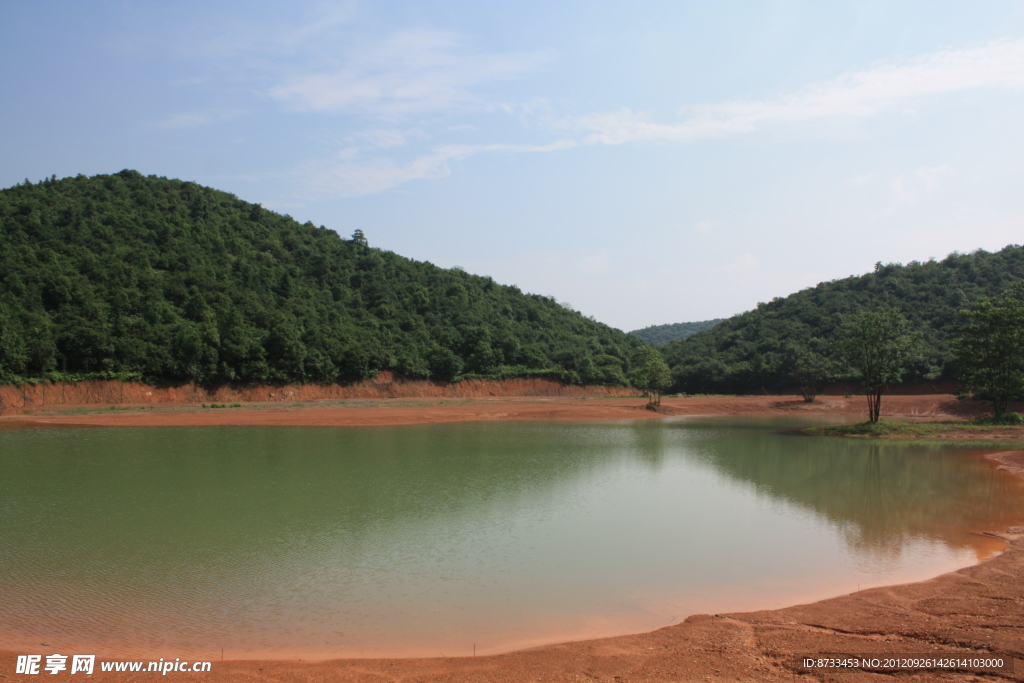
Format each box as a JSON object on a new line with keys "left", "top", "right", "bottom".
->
{"left": 3, "top": 1, "right": 1024, "bottom": 332}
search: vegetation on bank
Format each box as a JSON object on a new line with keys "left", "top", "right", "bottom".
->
{"left": 628, "top": 319, "right": 724, "bottom": 346}
{"left": 779, "top": 288, "right": 1024, "bottom": 424}
{"left": 806, "top": 414, "right": 1024, "bottom": 440}
{"left": 954, "top": 285, "right": 1024, "bottom": 417}
{"left": 0, "top": 171, "right": 646, "bottom": 386}
{"left": 662, "top": 246, "right": 1024, "bottom": 395}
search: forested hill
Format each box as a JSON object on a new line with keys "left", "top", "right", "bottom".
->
{"left": 663, "top": 246, "right": 1024, "bottom": 394}
{"left": 0, "top": 171, "right": 645, "bottom": 386}
{"left": 629, "top": 319, "right": 724, "bottom": 346}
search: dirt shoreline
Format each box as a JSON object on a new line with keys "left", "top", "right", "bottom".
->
{"left": 0, "top": 391, "right": 1015, "bottom": 430}
{"left": 3, "top": 393, "right": 1024, "bottom": 681}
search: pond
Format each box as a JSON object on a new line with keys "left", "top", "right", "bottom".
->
{"left": 2, "top": 417, "right": 1023, "bottom": 659}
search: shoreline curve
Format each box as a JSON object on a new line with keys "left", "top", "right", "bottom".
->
{"left": 3, "top": 393, "right": 1024, "bottom": 681}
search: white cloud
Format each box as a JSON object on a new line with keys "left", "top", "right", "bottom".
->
{"left": 273, "top": 30, "right": 1020, "bottom": 198}
{"left": 723, "top": 252, "right": 759, "bottom": 272}
{"left": 297, "top": 146, "right": 467, "bottom": 197}
{"left": 278, "top": 5, "right": 357, "bottom": 47}
{"left": 696, "top": 220, "right": 719, "bottom": 233}
{"left": 853, "top": 163, "right": 955, "bottom": 203}
{"left": 154, "top": 109, "right": 245, "bottom": 129}
{"left": 270, "top": 28, "right": 548, "bottom": 115}
{"left": 297, "top": 139, "right": 576, "bottom": 197}
{"left": 573, "top": 39, "right": 1024, "bottom": 145}
{"left": 356, "top": 128, "right": 414, "bottom": 149}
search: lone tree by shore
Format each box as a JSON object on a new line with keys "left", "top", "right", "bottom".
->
{"left": 629, "top": 346, "right": 672, "bottom": 407}
{"left": 954, "top": 285, "right": 1024, "bottom": 419}
{"left": 836, "top": 308, "right": 920, "bottom": 423}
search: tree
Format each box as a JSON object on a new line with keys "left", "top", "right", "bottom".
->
{"left": 835, "top": 308, "right": 920, "bottom": 423}
{"left": 790, "top": 349, "right": 831, "bottom": 403}
{"left": 953, "top": 287, "right": 1024, "bottom": 417}
{"left": 629, "top": 346, "right": 672, "bottom": 407}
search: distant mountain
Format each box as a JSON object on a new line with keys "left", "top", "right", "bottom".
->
{"left": 0, "top": 171, "right": 645, "bottom": 386}
{"left": 662, "top": 246, "right": 1024, "bottom": 394}
{"left": 629, "top": 319, "right": 725, "bottom": 346}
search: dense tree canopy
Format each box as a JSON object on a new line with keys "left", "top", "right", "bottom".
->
{"left": 0, "top": 171, "right": 646, "bottom": 386}
{"left": 628, "top": 319, "right": 724, "bottom": 346}
{"left": 662, "top": 247, "right": 1024, "bottom": 394}
{"left": 953, "top": 285, "right": 1024, "bottom": 417}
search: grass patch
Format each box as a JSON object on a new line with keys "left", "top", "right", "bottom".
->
{"left": 971, "top": 412, "right": 1024, "bottom": 426}
{"left": 807, "top": 421, "right": 957, "bottom": 438}
{"left": 806, "top": 414, "right": 1024, "bottom": 441}
{"left": 55, "top": 405, "right": 150, "bottom": 414}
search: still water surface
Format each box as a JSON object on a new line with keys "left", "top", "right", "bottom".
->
{"left": 2, "top": 417, "right": 1024, "bottom": 658}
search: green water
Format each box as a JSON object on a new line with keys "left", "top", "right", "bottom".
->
{"left": 2, "top": 417, "right": 1023, "bottom": 658}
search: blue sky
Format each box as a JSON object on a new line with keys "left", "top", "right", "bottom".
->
{"left": 3, "top": 1, "right": 1024, "bottom": 331}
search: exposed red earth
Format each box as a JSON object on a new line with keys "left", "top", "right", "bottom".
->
{"left": 3, "top": 382, "right": 1024, "bottom": 681}
{"left": 0, "top": 376, "right": 1018, "bottom": 429}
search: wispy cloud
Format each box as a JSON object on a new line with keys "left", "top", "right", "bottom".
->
{"left": 277, "top": 5, "right": 357, "bottom": 47}
{"left": 853, "top": 163, "right": 956, "bottom": 204}
{"left": 271, "top": 28, "right": 549, "bottom": 115}
{"left": 296, "top": 139, "right": 575, "bottom": 197}
{"left": 154, "top": 109, "right": 246, "bottom": 129}
{"left": 573, "top": 40, "right": 1024, "bottom": 145}
{"left": 274, "top": 29, "right": 1023, "bottom": 198}
{"left": 354, "top": 128, "right": 416, "bottom": 149}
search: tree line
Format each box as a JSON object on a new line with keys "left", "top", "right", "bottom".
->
{"left": 662, "top": 246, "right": 1024, "bottom": 396}
{"left": 825, "top": 287, "right": 1024, "bottom": 423}
{"left": 628, "top": 319, "right": 724, "bottom": 346}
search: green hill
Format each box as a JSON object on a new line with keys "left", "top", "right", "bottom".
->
{"left": 662, "top": 246, "right": 1024, "bottom": 394}
{"left": 629, "top": 319, "right": 724, "bottom": 346}
{"left": 0, "top": 171, "right": 645, "bottom": 386}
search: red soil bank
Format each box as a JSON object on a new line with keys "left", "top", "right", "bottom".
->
{"left": 0, "top": 372, "right": 632, "bottom": 412}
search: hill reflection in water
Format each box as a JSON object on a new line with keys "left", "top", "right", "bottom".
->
{"left": 2, "top": 418, "right": 1022, "bottom": 658}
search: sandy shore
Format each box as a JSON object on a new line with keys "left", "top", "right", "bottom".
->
{"left": 3, "top": 393, "right": 1024, "bottom": 681}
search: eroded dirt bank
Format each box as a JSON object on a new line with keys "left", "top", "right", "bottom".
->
{"left": 0, "top": 374, "right": 632, "bottom": 413}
